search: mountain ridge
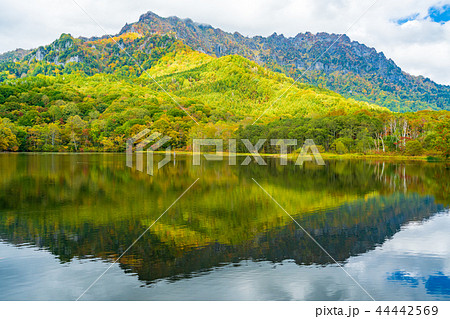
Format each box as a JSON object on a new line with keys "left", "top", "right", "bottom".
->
{"left": 1, "top": 23, "right": 449, "bottom": 158}
{"left": 0, "top": 10, "right": 449, "bottom": 112}
{"left": 119, "top": 11, "right": 449, "bottom": 111}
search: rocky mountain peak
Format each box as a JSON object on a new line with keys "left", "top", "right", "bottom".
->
{"left": 116, "top": 11, "right": 448, "bottom": 111}
{"left": 0, "top": 10, "right": 447, "bottom": 111}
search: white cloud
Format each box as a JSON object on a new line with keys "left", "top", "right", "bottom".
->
{"left": 0, "top": 0, "right": 449, "bottom": 84}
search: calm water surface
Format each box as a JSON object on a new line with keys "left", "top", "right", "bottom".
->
{"left": 0, "top": 153, "right": 449, "bottom": 300}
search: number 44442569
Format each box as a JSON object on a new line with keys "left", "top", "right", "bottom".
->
{"left": 376, "top": 306, "right": 438, "bottom": 316}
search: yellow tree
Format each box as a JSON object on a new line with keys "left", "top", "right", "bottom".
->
{"left": 0, "top": 124, "right": 18, "bottom": 151}
{"left": 65, "top": 115, "right": 86, "bottom": 151}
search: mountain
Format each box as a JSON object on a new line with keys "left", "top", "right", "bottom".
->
{"left": 0, "top": 21, "right": 449, "bottom": 157}
{"left": 1, "top": 11, "right": 448, "bottom": 112}
{"left": 0, "top": 32, "right": 180, "bottom": 78}
{"left": 0, "top": 48, "right": 31, "bottom": 63}
{"left": 118, "top": 11, "right": 450, "bottom": 112}
{"left": 0, "top": 30, "right": 392, "bottom": 152}
{"left": 0, "top": 32, "right": 385, "bottom": 118}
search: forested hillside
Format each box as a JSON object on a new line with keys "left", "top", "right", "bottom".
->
{"left": 0, "top": 33, "right": 389, "bottom": 152}
{"left": 119, "top": 11, "right": 450, "bottom": 112}
{"left": 2, "top": 11, "right": 449, "bottom": 112}
{"left": 0, "top": 14, "right": 449, "bottom": 157}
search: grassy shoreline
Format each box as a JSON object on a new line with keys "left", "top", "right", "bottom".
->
{"left": 155, "top": 150, "right": 447, "bottom": 162}
{"left": 311, "top": 152, "right": 432, "bottom": 162}
{"left": 1, "top": 150, "right": 447, "bottom": 162}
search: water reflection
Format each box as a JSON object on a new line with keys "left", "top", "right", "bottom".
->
{"left": 0, "top": 153, "right": 449, "bottom": 300}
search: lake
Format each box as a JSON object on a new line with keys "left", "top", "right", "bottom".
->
{"left": 0, "top": 153, "right": 449, "bottom": 300}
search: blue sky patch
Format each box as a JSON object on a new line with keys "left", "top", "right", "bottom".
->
{"left": 396, "top": 13, "right": 420, "bottom": 25}
{"left": 427, "top": 4, "right": 450, "bottom": 24}
{"left": 395, "top": 4, "right": 450, "bottom": 25}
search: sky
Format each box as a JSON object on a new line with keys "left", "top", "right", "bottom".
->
{"left": 0, "top": 0, "right": 449, "bottom": 84}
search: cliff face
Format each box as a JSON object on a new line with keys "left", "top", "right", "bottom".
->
{"left": 120, "top": 11, "right": 400, "bottom": 77}
{"left": 120, "top": 11, "right": 449, "bottom": 112}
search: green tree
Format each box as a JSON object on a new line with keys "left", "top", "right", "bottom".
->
{"left": 405, "top": 140, "right": 424, "bottom": 156}
{"left": 335, "top": 140, "right": 348, "bottom": 154}
{"left": 435, "top": 120, "right": 450, "bottom": 158}
{"left": 65, "top": 115, "right": 86, "bottom": 151}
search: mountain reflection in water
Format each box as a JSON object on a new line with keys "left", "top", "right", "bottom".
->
{"left": 0, "top": 153, "right": 449, "bottom": 300}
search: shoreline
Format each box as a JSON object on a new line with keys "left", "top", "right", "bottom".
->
{"left": 1, "top": 150, "right": 447, "bottom": 162}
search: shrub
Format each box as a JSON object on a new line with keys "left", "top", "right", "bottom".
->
{"left": 405, "top": 140, "right": 423, "bottom": 156}
{"left": 335, "top": 141, "right": 348, "bottom": 154}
